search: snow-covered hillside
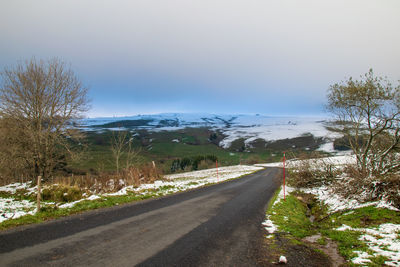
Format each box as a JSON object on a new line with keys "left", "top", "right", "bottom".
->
{"left": 80, "top": 113, "right": 339, "bottom": 152}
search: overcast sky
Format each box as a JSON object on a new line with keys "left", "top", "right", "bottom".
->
{"left": 1, "top": 0, "right": 399, "bottom": 117}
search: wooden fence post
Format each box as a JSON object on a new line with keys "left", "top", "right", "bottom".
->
{"left": 37, "top": 175, "right": 42, "bottom": 213}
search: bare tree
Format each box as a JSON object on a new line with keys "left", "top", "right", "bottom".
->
{"left": 111, "top": 130, "right": 128, "bottom": 174}
{"left": 327, "top": 69, "right": 400, "bottom": 176}
{"left": 110, "top": 130, "right": 139, "bottom": 174}
{"left": 0, "top": 58, "right": 89, "bottom": 183}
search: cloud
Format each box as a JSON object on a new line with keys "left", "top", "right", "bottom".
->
{"left": 1, "top": 0, "right": 399, "bottom": 116}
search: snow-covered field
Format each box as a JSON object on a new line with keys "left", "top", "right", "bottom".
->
{"left": 81, "top": 113, "right": 339, "bottom": 152}
{"left": 262, "top": 155, "right": 400, "bottom": 266}
{"left": 0, "top": 165, "right": 263, "bottom": 223}
{"left": 256, "top": 154, "right": 356, "bottom": 169}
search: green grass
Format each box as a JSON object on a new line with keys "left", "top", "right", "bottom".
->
{"left": 0, "top": 189, "right": 35, "bottom": 201}
{"left": 332, "top": 206, "right": 400, "bottom": 228}
{"left": 268, "top": 193, "right": 316, "bottom": 238}
{"left": 266, "top": 185, "right": 281, "bottom": 211}
{"left": 69, "top": 127, "right": 324, "bottom": 174}
{"left": 321, "top": 229, "right": 366, "bottom": 259}
{"left": 317, "top": 236, "right": 328, "bottom": 245}
{"left": 1, "top": 168, "right": 261, "bottom": 230}
{"left": 265, "top": 190, "right": 400, "bottom": 266}
{"left": 0, "top": 192, "right": 155, "bottom": 230}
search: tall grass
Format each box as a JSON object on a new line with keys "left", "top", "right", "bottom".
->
{"left": 47, "top": 163, "right": 163, "bottom": 195}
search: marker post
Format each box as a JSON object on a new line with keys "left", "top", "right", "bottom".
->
{"left": 283, "top": 152, "right": 286, "bottom": 201}
{"left": 216, "top": 160, "right": 219, "bottom": 182}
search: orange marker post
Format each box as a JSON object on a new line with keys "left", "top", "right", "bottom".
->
{"left": 283, "top": 152, "right": 286, "bottom": 201}
{"left": 216, "top": 160, "right": 219, "bottom": 182}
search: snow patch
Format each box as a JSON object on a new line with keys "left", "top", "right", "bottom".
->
{"left": 302, "top": 185, "right": 399, "bottom": 213}
{"left": 262, "top": 217, "right": 278, "bottom": 234}
{"left": 337, "top": 224, "right": 400, "bottom": 266}
{"left": 0, "top": 198, "right": 36, "bottom": 223}
{"left": 256, "top": 155, "right": 356, "bottom": 169}
{"left": 81, "top": 113, "right": 339, "bottom": 153}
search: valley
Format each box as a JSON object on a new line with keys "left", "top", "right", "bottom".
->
{"left": 72, "top": 113, "right": 340, "bottom": 174}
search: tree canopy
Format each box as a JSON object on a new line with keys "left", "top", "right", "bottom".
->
{"left": 327, "top": 69, "right": 400, "bottom": 176}
{"left": 0, "top": 58, "right": 89, "bottom": 183}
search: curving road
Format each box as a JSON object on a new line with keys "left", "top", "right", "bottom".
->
{"left": 0, "top": 168, "right": 281, "bottom": 266}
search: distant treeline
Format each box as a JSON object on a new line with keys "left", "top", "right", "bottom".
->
{"left": 171, "top": 155, "right": 218, "bottom": 172}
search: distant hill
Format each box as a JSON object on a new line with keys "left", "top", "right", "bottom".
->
{"left": 80, "top": 113, "right": 339, "bottom": 152}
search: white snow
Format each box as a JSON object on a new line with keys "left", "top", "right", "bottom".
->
{"left": 274, "top": 185, "right": 294, "bottom": 204}
{"left": 218, "top": 115, "right": 334, "bottom": 149}
{"left": 337, "top": 224, "right": 400, "bottom": 266}
{"left": 302, "top": 185, "right": 399, "bottom": 213}
{"left": 0, "top": 198, "right": 36, "bottom": 223}
{"left": 259, "top": 155, "right": 397, "bottom": 212}
{"left": 58, "top": 194, "right": 102, "bottom": 209}
{"left": 256, "top": 155, "right": 356, "bottom": 169}
{"left": 262, "top": 154, "right": 400, "bottom": 266}
{"left": 0, "top": 182, "right": 36, "bottom": 194}
{"left": 262, "top": 217, "right": 278, "bottom": 234}
{"left": 0, "top": 182, "right": 39, "bottom": 222}
{"left": 99, "top": 165, "right": 263, "bottom": 205}
{"left": 255, "top": 162, "right": 283, "bottom": 168}
{"left": 110, "top": 165, "right": 264, "bottom": 197}
{"left": 0, "top": 165, "right": 263, "bottom": 223}
{"left": 165, "top": 165, "right": 262, "bottom": 181}
{"left": 318, "top": 142, "right": 334, "bottom": 153}
{"left": 262, "top": 185, "right": 294, "bottom": 234}
{"left": 81, "top": 113, "right": 340, "bottom": 153}
{"left": 352, "top": 251, "right": 373, "bottom": 265}
{"left": 279, "top": 255, "right": 288, "bottom": 264}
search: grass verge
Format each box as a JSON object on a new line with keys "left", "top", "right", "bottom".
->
{"left": 0, "top": 192, "right": 154, "bottom": 230}
{"left": 265, "top": 189, "right": 400, "bottom": 266}
{"left": 0, "top": 169, "right": 261, "bottom": 231}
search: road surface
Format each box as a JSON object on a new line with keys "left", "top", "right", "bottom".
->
{"left": 0, "top": 168, "right": 281, "bottom": 266}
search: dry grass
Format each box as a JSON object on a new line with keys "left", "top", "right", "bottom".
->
{"left": 333, "top": 165, "right": 400, "bottom": 209}
{"left": 287, "top": 153, "right": 339, "bottom": 188}
{"left": 46, "top": 163, "right": 163, "bottom": 194}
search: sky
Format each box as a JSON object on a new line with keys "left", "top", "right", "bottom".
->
{"left": 1, "top": 0, "right": 399, "bottom": 117}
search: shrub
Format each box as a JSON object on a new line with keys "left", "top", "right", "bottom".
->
{"left": 333, "top": 166, "right": 400, "bottom": 209}
{"left": 244, "top": 155, "right": 262, "bottom": 165}
{"left": 288, "top": 155, "right": 339, "bottom": 188}
{"left": 170, "top": 155, "right": 218, "bottom": 172}
{"left": 42, "top": 185, "right": 83, "bottom": 202}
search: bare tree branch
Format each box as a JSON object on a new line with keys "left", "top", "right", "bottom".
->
{"left": 0, "top": 58, "right": 89, "bottom": 183}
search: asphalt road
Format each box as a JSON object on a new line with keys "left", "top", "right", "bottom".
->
{"left": 0, "top": 168, "right": 281, "bottom": 266}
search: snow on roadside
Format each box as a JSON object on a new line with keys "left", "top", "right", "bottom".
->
{"left": 0, "top": 182, "right": 36, "bottom": 194}
{"left": 0, "top": 198, "right": 36, "bottom": 223}
{"left": 262, "top": 185, "right": 295, "bottom": 236}
{"left": 0, "top": 182, "right": 38, "bottom": 223}
{"left": 302, "top": 183, "right": 399, "bottom": 266}
{"left": 262, "top": 154, "right": 400, "bottom": 266}
{"left": 110, "top": 165, "right": 263, "bottom": 196}
{"left": 258, "top": 154, "right": 397, "bottom": 212}
{"left": 337, "top": 224, "right": 400, "bottom": 266}
{"left": 58, "top": 195, "right": 101, "bottom": 209}
{"left": 165, "top": 165, "right": 262, "bottom": 180}
{"left": 302, "top": 185, "right": 399, "bottom": 213}
{"left": 0, "top": 165, "right": 263, "bottom": 223}
{"left": 256, "top": 155, "right": 356, "bottom": 169}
